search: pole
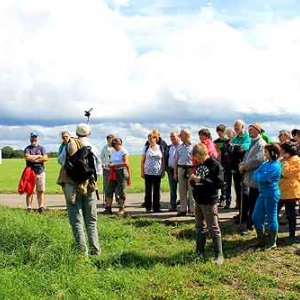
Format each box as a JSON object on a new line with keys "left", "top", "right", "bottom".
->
{"left": 239, "top": 173, "right": 244, "bottom": 225}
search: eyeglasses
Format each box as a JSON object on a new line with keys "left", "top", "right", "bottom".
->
{"left": 62, "top": 136, "right": 69, "bottom": 139}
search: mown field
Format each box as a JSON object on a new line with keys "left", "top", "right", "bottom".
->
{"left": 0, "top": 156, "right": 169, "bottom": 194}
{"left": 0, "top": 205, "right": 300, "bottom": 299}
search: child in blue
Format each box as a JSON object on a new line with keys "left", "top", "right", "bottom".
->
{"left": 252, "top": 144, "right": 282, "bottom": 250}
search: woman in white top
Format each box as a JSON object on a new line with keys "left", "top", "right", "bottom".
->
{"left": 103, "top": 138, "right": 130, "bottom": 216}
{"left": 141, "top": 133, "right": 165, "bottom": 212}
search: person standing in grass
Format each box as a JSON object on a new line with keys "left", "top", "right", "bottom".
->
{"left": 278, "top": 142, "right": 300, "bottom": 244}
{"left": 58, "top": 124, "right": 101, "bottom": 257}
{"left": 214, "top": 124, "right": 232, "bottom": 209}
{"left": 230, "top": 120, "right": 251, "bottom": 211}
{"left": 252, "top": 144, "right": 282, "bottom": 250}
{"left": 174, "top": 129, "right": 194, "bottom": 216}
{"left": 165, "top": 131, "right": 180, "bottom": 211}
{"left": 190, "top": 143, "right": 224, "bottom": 264}
{"left": 24, "top": 131, "right": 48, "bottom": 213}
{"left": 101, "top": 134, "right": 115, "bottom": 203}
{"left": 141, "top": 133, "right": 165, "bottom": 213}
{"left": 198, "top": 128, "right": 219, "bottom": 159}
{"left": 57, "top": 131, "right": 70, "bottom": 165}
{"left": 103, "top": 138, "right": 130, "bottom": 216}
{"left": 278, "top": 130, "right": 291, "bottom": 144}
{"left": 238, "top": 123, "right": 266, "bottom": 235}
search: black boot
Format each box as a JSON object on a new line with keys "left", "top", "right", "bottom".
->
{"left": 102, "top": 207, "right": 112, "bottom": 215}
{"left": 195, "top": 230, "right": 207, "bottom": 258}
{"left": 212, "top": 236, "right": 224, "bottom": 265}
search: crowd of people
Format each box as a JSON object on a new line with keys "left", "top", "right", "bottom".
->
{"left": 20, "top": 119, "right": 300, "bottom": 262}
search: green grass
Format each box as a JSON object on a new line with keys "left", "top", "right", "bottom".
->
{"left": 0, "top": 206, "right": 300, "bottom": 299}
{"left": 0, "top": 156, "right": 169, "bottom": 194}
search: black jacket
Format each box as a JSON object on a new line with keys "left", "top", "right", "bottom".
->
{"left": 191, "top": 157, "right": 224, "bottom": 205}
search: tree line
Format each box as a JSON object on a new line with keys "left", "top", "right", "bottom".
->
{"left": 1, "top": 146, "right": 58, "bottom": 159}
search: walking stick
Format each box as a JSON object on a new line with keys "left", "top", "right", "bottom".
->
{"left": 239, "top": 173, "right": 244, "bottom": 225}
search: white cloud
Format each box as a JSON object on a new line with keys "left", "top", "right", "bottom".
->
{"left": 0, "top": 1, "right": 300, "bottom": 152}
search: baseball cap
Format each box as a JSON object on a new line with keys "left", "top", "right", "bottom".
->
{"left": 30, "top": 131, "right": 39, "bottom": 138}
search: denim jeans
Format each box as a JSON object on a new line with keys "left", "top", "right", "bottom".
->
{"left": 167, "top": 169, "right": 178, "bottom": 208}
{"left": 252, "top": 193, "right": 280, "bottom": 231}
{"left": 65, "top": 187, "right": 100, "bottom": 256}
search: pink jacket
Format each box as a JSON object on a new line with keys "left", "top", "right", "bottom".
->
{"left": 202, "top": 139, "right": 219, "bottom": 159}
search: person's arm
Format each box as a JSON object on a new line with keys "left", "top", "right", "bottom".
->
{"left": 100, "top": 146, "right": 106, "bottom": 168}
{"left": 173, "top": 149, "right": 179, "bottom": 180}
{"left": 25, "top": 149, "right": 47, "bottom": 163}
{"left": 253, "top": 163, "right": 281, "bottom": 183}
{"left": 141, "top": 154, "right": 146, "bottom": 178}
{"left": 242, "top": 135, "right": 251, "bottom": 151}
{"left": 161, "top": 152, "right": 166, "bottom": 177}
{"left": 201, "top": 163, "right": 224, "bottom": 189}
{"left": 240, "top": 143, "right": 265, "bottom": 172}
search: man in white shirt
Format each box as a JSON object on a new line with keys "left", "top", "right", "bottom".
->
{"left": 101, "top": 134, "right": 115, "bottom": 203}
{"left": 166, "top": 131, "right": 180, "bottom": 211}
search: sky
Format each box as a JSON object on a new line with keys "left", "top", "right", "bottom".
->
{"left": 0, "top": 0, "right": 300, "bottom": 153}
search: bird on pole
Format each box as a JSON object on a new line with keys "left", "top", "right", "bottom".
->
{"left": 84, "top": 108, "right": 93, "bottom": 124}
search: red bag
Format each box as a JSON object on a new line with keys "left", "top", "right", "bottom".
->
{"left": 18, "top": 167, "right": 36, "bottom": 195}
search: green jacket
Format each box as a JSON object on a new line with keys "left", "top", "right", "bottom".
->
{"left": 261, "top": 132, "right": 271, "bottom": 144}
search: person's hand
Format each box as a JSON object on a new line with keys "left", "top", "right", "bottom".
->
{"left": 141, "top": 170, "right": 145, "bottom": 179}
{"left": 174, "top": 172, "right": 178, "bottom": 181}
{"left": 190, "top": 174, "right": 201, "bottom": 183}
{"left": 239, "top": 164, "right": 246, "bottom": 173}
{"left": 161, "top": 171, "right": 165, "bottom": 178}
{"left": 190, "top": 174, "right": 196, "bottom": 180}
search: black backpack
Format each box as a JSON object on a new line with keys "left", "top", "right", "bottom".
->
{"left": 64, "top": 140, "right": 97, "bottom": 184}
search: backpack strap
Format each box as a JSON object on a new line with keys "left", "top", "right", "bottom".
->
{"left": 68, "top": 138, "right": 84, "bottom": 156}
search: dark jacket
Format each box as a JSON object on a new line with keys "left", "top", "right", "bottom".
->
{"left": 214, "top": 137, "right": 231, "bottom": 167}
{"left": 145, "top": 137, "right": 168, "bottom": 152}
{"left": 190, "top": 157, "right": 224, "bottom": 205}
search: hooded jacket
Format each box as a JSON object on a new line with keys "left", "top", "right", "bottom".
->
{"left": 191, "top": 157, "right": 224, "bottom": 205}
{"left": 240, "top": 136, "right": 266, "bottom": 188}
{"left": 279, "top": 155, "right": 300, "bottom": 201}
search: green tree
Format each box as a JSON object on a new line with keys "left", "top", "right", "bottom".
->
{"left": 1, "top": 146, "right": 14, "bottom": 158}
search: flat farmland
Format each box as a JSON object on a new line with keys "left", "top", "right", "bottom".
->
{"left": 0, "top": 156, "right": 170, "bottom": 194}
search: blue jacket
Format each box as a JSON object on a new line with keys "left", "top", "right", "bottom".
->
{"left": 253, "top": 160, "right": 281, "bottom": 197}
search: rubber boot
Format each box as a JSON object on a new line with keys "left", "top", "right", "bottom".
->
{"left": 195, "top": 230, "right": 207, "bottom": 258}
{"left": 265, "top": 230, "right": 277, "bottom": 251}
{"left": 251, "top": 228, "right": 265, "bottom": 248}
{"left": 212, "top": 236, "right": 224, "bottom": 265}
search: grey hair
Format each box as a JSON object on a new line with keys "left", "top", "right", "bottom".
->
{"left": 61, "top": 131, "right": 70, "bottom": 136}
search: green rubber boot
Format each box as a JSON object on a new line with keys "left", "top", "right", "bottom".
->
{"left": 251, "top": 228, "right": 265, "bottom": 248}
{"left": 195, "top": 230, "right": 207, "bottom": 258}
{"left": 265, "top": 230, "right": 277, "bottom": 251}
{"left": 212, "top": 236, "right": 224, "bottom": 265}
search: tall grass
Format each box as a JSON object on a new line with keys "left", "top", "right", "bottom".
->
{"left": 0, "top": 205, "right": 300, "bottom": 299}
{"left": 0, "top": 156, "right": 169, "bottom": 194}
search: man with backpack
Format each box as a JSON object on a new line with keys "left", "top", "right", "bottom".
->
{"left": 57, "top": 123, "right": 101, "bottom": 257}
